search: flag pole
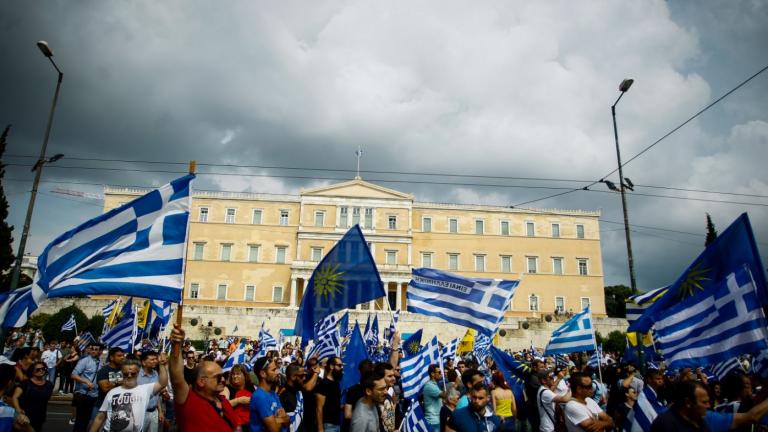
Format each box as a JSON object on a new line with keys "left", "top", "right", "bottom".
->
{"left": 174, "top": 160, "right": 195, "bottom": 335}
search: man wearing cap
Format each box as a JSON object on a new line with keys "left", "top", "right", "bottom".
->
{"left": 250, "top": 357, "right": 290, "bottom": 432}
{"left": 537, "top": 371, "right": 571, "bottom": 432}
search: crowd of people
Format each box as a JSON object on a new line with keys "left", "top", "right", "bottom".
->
{"left": 1, "top": 326, "right": 768, "bottom": 431}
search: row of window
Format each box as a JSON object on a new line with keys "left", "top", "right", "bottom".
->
{"left": 191, "top": 242, "right": 590, "bottom": 275}
{"left": 196, "top": 207, "right": 588, "bottom": 239}
{"left": 188, "top": 282, "right": 284, "bottom": 302}
{"left": 528, "top": 295, "right": 591, "bottom": 312}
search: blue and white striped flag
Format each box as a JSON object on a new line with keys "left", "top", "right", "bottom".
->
{"left": 0, "top": 286, "right": 34, "bottom": 328}
{"left": 61, "top": 314, "right": 76, "bottom": 331}
{"left": 555, "top": 354, "right": 571, "bottom": 369}
{"left": 711, "top": 357, "right": 743, "bottom": 381}
{"left": 258, "top": 323, "right": 277, "bottom": 356}
{"left": 223, "top": 340, "right": 247, "bottom": 372}
{"left": 587, "top": 344, "right": 602, "bottom": 369}
{"left": 630, "top": 386, "right": 667, "bottom": 432}
{"left": 544, "top": 307, "right": 595, "bottom": 355}
{"left": 474, "top": 333, "right": 491, "bottom": 360}
{"left": 401, "top": 336, "right": 440, "bottom": 400}
{"left": 308, "top": 315, "right": 340, "bottom": 360}
{"left": 401, "top": 400, "right": 430, "bottom": 432}
{"left": 753, "top": 350, "right": 768, "bottom": 379}
{"left": 407, "top": 268, "right": 519, "bottom": 336}
{"left": 388, "top": 310, "right": 400, "bottom": 341}
{"left": 102, "top": 299, "right": 118, "bottom": 322}
{"left": 149, "top": 300, "right": 172, "bottom": 328}
{"left": 530, "top": 342, "right": 543, "bottom": 359}
{"left": 625, "top": 286, "right": 668, "bottom": 327}
{"left": 289, "top": 391, "right": 303, "bottom": 432}
{"left": 441, "top": 338, "right": 459, "bottom": 364}
{"left": 77, "top": 332, "right": 95, "bottom": 353}
{"left": 101, "top": 306, "right": 136, "bottom": 351}
{"left": 0, "top": 175, "right": 194, "bottom": 329}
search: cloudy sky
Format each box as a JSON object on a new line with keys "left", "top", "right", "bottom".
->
{"left": 1, "top": 1, "right": 766, "bottom": 290}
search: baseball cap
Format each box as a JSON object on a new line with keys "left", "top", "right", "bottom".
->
{"left": 0, "top": 356, "right": 15, "bottom": 366}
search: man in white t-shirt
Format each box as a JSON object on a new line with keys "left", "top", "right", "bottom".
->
{"left": 41, "top": 342, "right": 61, "bottom": 384}
{"left": 563, "top": 372, "right": 613, "bottom": 432}
{"left": 537, "top": 371, "right": 571, "bottom": 432}
{"left": 90, "top": 355, "right": 168, "bottom": 432}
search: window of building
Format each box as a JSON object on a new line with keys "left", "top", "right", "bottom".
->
{"left": 500, "top": 221, "right": 510, "bottom": 236}
{"left": 276, "top": 246, "right": 287, "bottom": 264}
{"left": 198, "top": 207, "right": 209, "bottom": 223}
{"left": 193, "top": 242, "right": 205, "bottom": 260}
{"left": 248, "top": 245, "right": 259, "bottom": 263}
{"left": 421, "top": 253, "right": 432, "bottom": 268}
{"left": 340, "top": 207, "right": 349, "bottom": 227}
{"left": 220, "top": 244, "right": 232, "bottom": 261}
{"left": 552, "top": 257, "right": 563, "bottom": 275}
{"left": 529, "top": 294, "right": 539, "bottom": 312}
{"left": 501, "top": 255, "right": 512, "bottom": 273}
{"left": 578, "top": 258, "right": 589, "bottom": 276}
{"left": 474, "top": 255, "right": 486, "bottom": 272}
{"left": 552, "top": 223, "right": 560, "bottom": 238}
{"left": 279, "top": 210, "right": 289, "bottom": 226}
{"left": 272, "top": 286, "right": 284, "bottom": 303}
{"left": 449, "top": 218, "right": 458, "bottom": 233}
{"left": 581, "top": 297, "right": 591, "bottom": 310}
{"left": 526, "top": 221, "right": 535, "bottom": 237}
{"left": 527, "top": 256, "right": 538, "bottom": 273}
{"left": 387, "top": 289, "right": 398, "bottom": 311}
{"left": 314, "top": 211, "right": 325, "bottom": 227}
{"left": 217, "top": 284, "right": 227, "bottom": 300}
{"left": 448, "top": 254, "right": 459, "bottom": 271}
{"left": 352, "top": 207, "right": 361, "bottom": 226}
{"left": 555, "top": 296, "right": 565, "bottom": 314}
{"left": 190, "top": 283, "right": 199, "bottom": 299}
{"left": 475, "top": 220, "right": 484, "bottom": 234}
{"left": 311, "top": 247, "right": 323, "bottom": 262}
{"left": 252, "top": 209, "right": 262, "bottom": 224}
{"left": 225, "top": 208, "right": 236, "bottom": 224}
{"left": 365, "top": 208, "right": 373, "bottom": 228}
{"left": 576, "top": 224, "right": 585, "bottom": 239}
{"left": 386, "top": 250, "right": 397, "bottom": 265}
{"left": 245, "top": 285, "right": 255, "bottom": 301}
{"left": 422, "top": 217, "right": 432, "bottom": 232}
{"left": 388, "top": 215, "right": 397, "bottom": 230}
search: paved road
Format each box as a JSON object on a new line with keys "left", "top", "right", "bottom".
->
{"left": 41, "top": 401, "right": 73, "bottom": 431}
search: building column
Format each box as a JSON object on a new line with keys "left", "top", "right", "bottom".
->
{"left": 289, "top": 277, "right": 298, "bottom": 308}
{"left": 395, "top": 282, "right": 402, "bottom": 312}
{"left": 401, "top": 282, "right": 408, "bottom": 310}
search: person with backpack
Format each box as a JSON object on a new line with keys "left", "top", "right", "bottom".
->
{"left": 537, "top": 370, "right": 571, "bottom": 432}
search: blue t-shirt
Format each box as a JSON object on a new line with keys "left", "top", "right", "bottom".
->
{"left": 250, "top": 387, "right": 287, "bottom": 432}
{"left": 0, "top": 401, "right": 15, "bottom": 432}
{"left": 705, "top": 410, "right": 734, "bottom": 432}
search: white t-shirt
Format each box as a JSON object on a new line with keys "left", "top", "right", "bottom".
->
{"left": 538, "top": 387, "right": 557, "bottom": 432}
{"left": 41, "top": 350, "right": 60, "bottom": 368}
{"left": 555, "top": 378, "right": 569, "bottom": 396}
{"left": 99, "top": 383, "right": 155, "bottom": 432}
{"left": 564, "top": 398, "right": 603, "bottom": 432}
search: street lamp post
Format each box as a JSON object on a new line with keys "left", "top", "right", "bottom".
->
{"left": 8, "top": 41, "right": 64, "bottom": 290}
{"left": 611, "top": 78, "right": 638, "bottom": 295}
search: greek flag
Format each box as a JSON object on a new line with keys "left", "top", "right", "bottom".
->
{"left": 625, "top": 286, "right": 668, "bottom": 326}
{"left": 544, "top": 307, "right": 595, "bottom": 355}
{"left": 711, "top": 357, "right": 743, "bottom": 381}
{"left": 365, "top": 315, "right": 379, "bottom": 355}
{"left": 555, "top": 354, "right": 571, "bottom": 368}
{"left": 258, "top": 323, "right": 277, "bottom": 356}
{"left": 1, "top": 175, "right": 194, "bottom": 329}
{"left": 441, "top": 338, "right": 459, "bottom": 364}
{"left": 149, "top": 300, "right": 172, "bottom": 327}
{"left": 407, "top": 268, "right": 519, "bottom": 336}
{"left": 401, "top": 400, "right": 429, "bottom": 432}
{"left": 401, "top": 336, "right": 440, "bottom": 400}
{"left": 77, "top": 332, "right": 95, "bottom": 353}
{"left": 289, "top": 391, "right": 303, "bottom": 432}
{"left": 307, "top": 315, "right": 340, "bottom": 360}
{"left": 0, "top": 286, "right": 34, "bottom": 328}
{"left": 752, "top": 350, "right": 768, "bottom": 379}
{"left": 587, "top": 344, "right": 602, "bottom": 369}
{"left": 61, "top": 314, "right": 76, "bottom": 331}
{"left": 102, "top": 299, "right": 119, "bottom": 325}
{"left": 630, "top": 386, "right": 666, "bottom": 432}
{"left": 101, "top": 305, "right": 136, "bottom": 351}
{"left": 223, "top": 340, "right": 247, "bottom": 372}
{"left": 388, "top": 310, "right": 399, "bottom": 341}
{"left": 474, "top": 333, "right": 491, "bottom": 360}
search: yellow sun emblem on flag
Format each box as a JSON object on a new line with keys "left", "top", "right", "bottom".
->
{"left": 678, "top": 262, "right": 711, "bottom": 299}
{"left": 314, "top": 262, "right": 345, "bottom": 302}
{"left": 408, "top": 341, "right": 421, "bottom": 354}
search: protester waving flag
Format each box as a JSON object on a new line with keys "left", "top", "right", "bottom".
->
{"left": 294, "top": 225, "right": 384, "bottom": 344}
{"left": 0, "top": 175, "right": 194, "bottom": 328}
{"left": 61, "top": 314, "right": 76, "bottom": 332}
{"left": 401, "top": 337, "right": 440, "bottom": 400}
{"left": 407, "top": 267, "right": 518, "bottom": 336}
{"left": 401, "top": 400, "right": 430, "bottom": 432}
{"left": 544, "top": 307, "right": 596, "bottom": 355}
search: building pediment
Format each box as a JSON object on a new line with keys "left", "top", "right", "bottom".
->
{"left": 301, "top": 178, "right": 413, "bottom": 200}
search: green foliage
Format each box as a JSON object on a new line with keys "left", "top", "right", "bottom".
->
{"left": 27, "top": 313, "right": 52, "bottom": 331}
{"left": 604, "top": 330, "right": 627, "bottom": 353}
{"left": 41, "top": 304, "right": 89, "bottom": 342}
{"left": 189, "top": 340, "right": 206, "bottom": 351}
{"left": 706, "top": 213, "right": 718, "bottom": 246}
{"left": 87, "top": 314, "right": 105, "bottom": 338}
{"left": 0, "top": 126, "right": 16, "bottom": 292}
{"left": 604, "top": 285, "right": 633, "bottom": 318}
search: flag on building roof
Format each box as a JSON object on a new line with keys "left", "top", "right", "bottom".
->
{"left": 401, "top": 400, "right": 430, "bottom": 432}
{"left": 407, "top": 268, "right": 518, "bottom": 336}
{"left": 223, "top": 340, "right": 248, "bottom": 372}
{"left": 101, "top": 304, "right": 136, "bottom": 351}
{"left": 401, "top": 336, "right": 441, "bottom": 400}
{"left": 544, "top": 307, "right": 595, "bottom": 355}
{"left": 294, "top": 225, "right": 385, "bottom": 344}
{"left": 630, "top": 213, "right": 768, "bottom": 333}
{"left": 341, "top": 323, "right": 368, "bottom": 392}
{"left": 403, "top": 330, "right": 423, "bottom": 357}
{"left": 61, "top": 314, "right": 76, "bottom": 331}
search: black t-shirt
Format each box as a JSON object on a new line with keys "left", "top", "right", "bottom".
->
{"left": 280, "top": 387, "right": 304, "bottom": 431}
{"left": 342, "top": 383, "right": 365, "bottom": 432}
{"left": 19, "top": 380, "right": 54, "bottom": 425}
{"left": 184, "top": 365, "right": 197, "bottom": 385}
{"left": 95, "top": 365, "right": 121, "bottom": 406}
{"left": 651, "top": 409, "right": 711, "bottom": 432}
{"left": 316, "top": 378, "right": 342, "bottom": 425}
{"left": 439, "top": 405, "right": 454, "bottom": 432}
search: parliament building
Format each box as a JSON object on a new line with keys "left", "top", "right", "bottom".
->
{"left": 103, "top": 177, "right": 606, "bottom": 322}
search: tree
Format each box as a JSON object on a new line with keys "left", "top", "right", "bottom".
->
{"left": 602, "top": 330, "right": 627, "bottom": 354}
{"left": 0, "top": 126, "right": 15, "bottom": 292}
{"left": 705, "top": 213, "right": 718, "bottom": 246}
{"left": 604, "top": 285, "right": 633, "bottom": 318}
{"left": 87, "top": 314, "right": 106, "bottom": 338}
{"left": 41, "top": 304, "right": 89, "bottom": 342}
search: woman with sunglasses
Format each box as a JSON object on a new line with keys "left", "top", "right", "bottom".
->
{"left": 17, "top": 361, "right": 54, "bottom": 432}
{"left": 222, "top": 364, "right": 254, "bottom": 432}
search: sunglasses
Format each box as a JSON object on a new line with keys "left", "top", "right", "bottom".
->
{"left": 206, "top": 373, "right": 226, "bottom": 381}
{"left": 123, "top": 372, "right": 138, "bottom": 377}
{"left": 34, "top": 367, "right": 47, "bottom": 372}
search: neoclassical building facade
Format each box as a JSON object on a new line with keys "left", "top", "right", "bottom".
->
{"left": 104, "top": 178, "right": 606, "bottom": 319}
